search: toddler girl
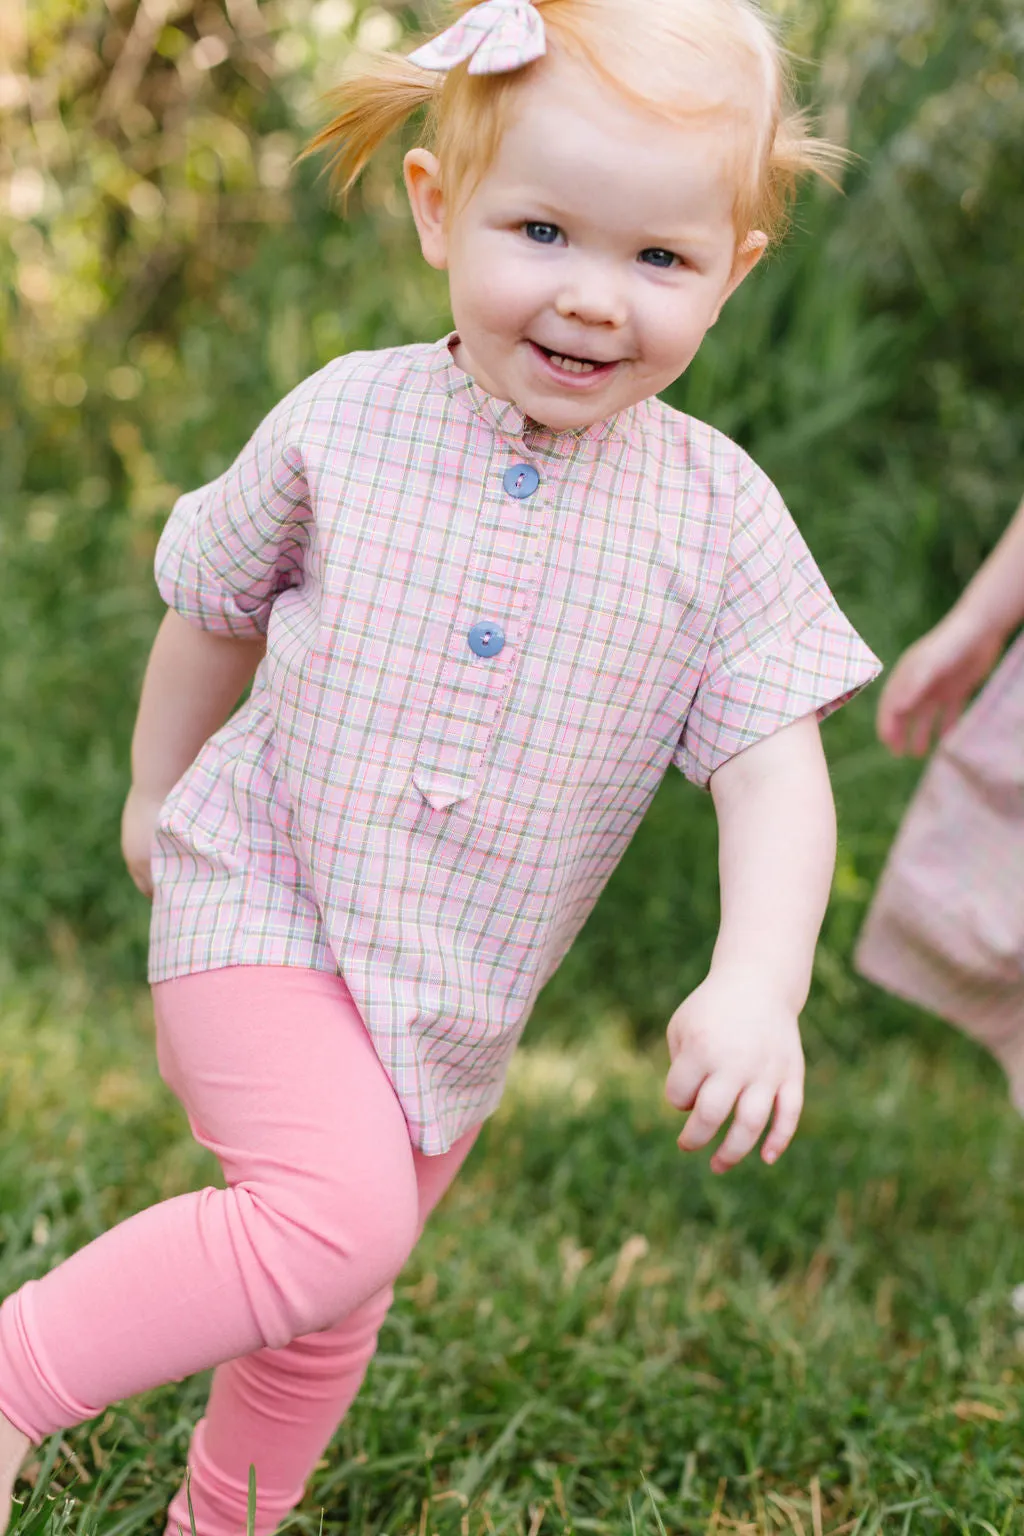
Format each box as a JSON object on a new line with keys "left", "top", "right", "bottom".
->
{"left": 0, "top": 1, "right": 880, "bottom": 1531}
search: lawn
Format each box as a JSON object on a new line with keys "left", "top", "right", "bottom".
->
{"left": 3, "top": 961, "right": 1023, "bottom": 1536}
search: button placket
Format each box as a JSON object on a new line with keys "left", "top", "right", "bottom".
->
{"left": 413, "top": 456, "right": 545, "bottom": 811}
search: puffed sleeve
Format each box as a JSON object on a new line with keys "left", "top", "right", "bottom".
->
{"left": 675, "top": 464, "right": 881, "bottom": 787}
{"left": 155, "top": 378, "right": 317, "bottom": 638}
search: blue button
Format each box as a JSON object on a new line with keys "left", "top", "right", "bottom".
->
{"left": 503, "top": 463, "right": 540, "bottom": 499}
{"left": 467, "top": 621, "right": 505, "bottom": 658}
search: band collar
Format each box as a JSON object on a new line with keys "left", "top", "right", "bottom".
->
{"left": 430, "top": 333, "right": 635, "bottom": 453}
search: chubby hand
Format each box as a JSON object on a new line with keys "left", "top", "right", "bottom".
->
{"left": 664, "top": 968, "right": 805, "bottom": 1173}
{"left": 121, "top": 785, "right": 163, "bottom": 899}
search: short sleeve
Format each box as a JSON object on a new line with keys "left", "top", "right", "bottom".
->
{"left": 155, "top": 380, "right": 316, "bottom": 638}
{"left": 675, "top": 467, "right": 881, "bottom": 787}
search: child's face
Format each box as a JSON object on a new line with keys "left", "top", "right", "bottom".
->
{"left": 405, "top": 53, "right": 766, "bottom": 431}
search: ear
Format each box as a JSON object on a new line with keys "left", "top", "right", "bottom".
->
{"left": 711, "top": 228, "right": 768, "bottom": 322}
{"left": 403, "top": 148, "right": 448, "bottom": 271}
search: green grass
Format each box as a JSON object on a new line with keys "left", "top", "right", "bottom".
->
{"left": 2, "top": 962, "right": 1024, "bottom": 1535}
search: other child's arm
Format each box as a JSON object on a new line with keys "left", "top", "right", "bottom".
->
{"left": 878, "top": 492, "right": 1024, "bottom": 757}
{"left": 664, "top": 714, "right": 835, "bottom": 1172}
{"left": 121, "top": 609, "right": 266, "bottom": 896}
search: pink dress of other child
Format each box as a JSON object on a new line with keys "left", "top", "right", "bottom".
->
{"left": 856, "top": 493, "right": 1024, "bottom": 1101}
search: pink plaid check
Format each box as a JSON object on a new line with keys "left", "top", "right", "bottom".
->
{"left": 151, "top": 336, "right": 880, "bottom": 1152}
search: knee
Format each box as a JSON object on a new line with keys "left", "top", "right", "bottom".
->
{"left": 261, "top": 1285, "right": 396, "bottom": 1383}
{"left": 235, "top": 1163, "right": 420, "bottom": 1345}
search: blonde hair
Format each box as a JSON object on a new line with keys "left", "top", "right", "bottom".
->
{"left": 306, "top": 0, "right": 844, "bottom": 244}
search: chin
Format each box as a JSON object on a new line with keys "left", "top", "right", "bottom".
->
{"left": 523, "top": 398, "right": 604, "bottom": 432}
{"left": 544, "top": 415, "right": 600, "bottom": 432}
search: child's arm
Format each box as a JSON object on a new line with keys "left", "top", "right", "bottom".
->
{"left": 664, "top": 714, "right": 835, "bottom": 1173}
{"left": 878, "top": 493, "right": 1024, "bottom": 757}
{"left": 122, "top": 609, "right": 266, "bottom": 896}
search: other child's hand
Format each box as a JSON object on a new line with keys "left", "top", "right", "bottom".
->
{"left": 664, "top": 968, "right": 804, "bottom": 1173}
{"left": 876, "top": 608, "right": 1004, "bottom": 758}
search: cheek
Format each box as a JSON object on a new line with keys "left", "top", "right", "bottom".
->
{"left": 639, "top": 287, "right": 717, "bottom": 359}
{"left": 447, "top": 264, "right": 495, "bottom": 338}
{"left": 473, "top": 262, "right": 546, "bottom": 334}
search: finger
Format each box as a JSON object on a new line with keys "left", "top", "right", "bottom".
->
{"left": 677, "top": 1076, "right": 738, "bottom": 1152}
{"left": 876, "top": 689, "right": 908, "bottom": 755}
{"left": 876, "top": 661, "right": 924, "bottom": 752}
{"left": 761, "top": 1080, "right": 804, "bottom": 1165}
{"left": 877, "top": 691, "right": 923, "bottom": 757}
{"left": 709, "top": 1084, "right": 774, "bottom": 1173}
{"left": 938, "top": 698, "right": 964, "bottom": 742}
{"left": 876, "top": 712, "right": 905, "bottom": 756}
{"left": 906, "top": 702, "right": 941, "bottom": 759}
{"left": 877, "top": 646, "right": 946, "bottom": 754}
{"left": 664, "top": 1053, "right": 708, "bottom": 1113}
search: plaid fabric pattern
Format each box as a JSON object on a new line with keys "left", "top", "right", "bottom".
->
{"left": 151, "top": 335, "right": 880, "bottom": 1152}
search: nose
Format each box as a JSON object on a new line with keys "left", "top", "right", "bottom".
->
{"left": 554, "top": 256, "right": 628, "bottom": 329}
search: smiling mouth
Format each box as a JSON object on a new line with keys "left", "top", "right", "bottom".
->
{"left": 532, "top": 342, "right": 619, "bottom": 377}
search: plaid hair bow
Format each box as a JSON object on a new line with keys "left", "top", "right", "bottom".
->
{"left": 407, "top": 0, "right": 546, "bottom": 75}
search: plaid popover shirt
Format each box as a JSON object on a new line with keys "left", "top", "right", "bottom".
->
{"left": 151, "top": 335, "right": 881, "bottom": 1153}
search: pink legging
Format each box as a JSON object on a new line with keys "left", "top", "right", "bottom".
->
{"left": 0, "top": 967, "right": 478, "bottom": 1536}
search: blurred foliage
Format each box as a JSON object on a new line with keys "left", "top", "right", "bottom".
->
{"left": 1, "top": 0, "right": 1022, "bottom": 1041}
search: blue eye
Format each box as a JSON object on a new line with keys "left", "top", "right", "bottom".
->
{"left": 524, "top": 221, "right": 561, "bottom": 245}
{"left": 639, "top": 248, "right": 681, "bottom": 268}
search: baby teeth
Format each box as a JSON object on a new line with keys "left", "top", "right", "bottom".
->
{"left": 549, "top": 353, "right": 598, "bottom": 374}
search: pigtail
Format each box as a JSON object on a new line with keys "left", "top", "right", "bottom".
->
{"left": 773, "top": 108, "right": 848, "bottom": 193}
{"left": 759, "top": 106, "right": 849, "bottom": 242}
{"left": 303, "top": 52, "right": 440, "bottom": 196}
